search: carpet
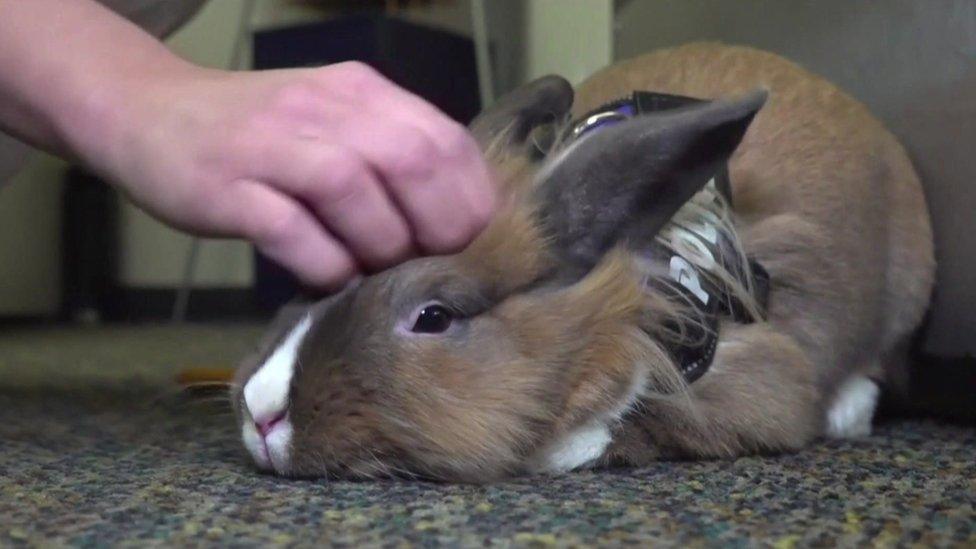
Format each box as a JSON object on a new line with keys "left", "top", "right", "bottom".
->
{"left": 1, "top": 324, "right": 973, "bottom": 547}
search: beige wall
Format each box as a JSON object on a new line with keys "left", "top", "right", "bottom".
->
{"left": 523, "top": 0, "right": 612, "bottom": 85}
{"left": 0, "top": 155, "right": 65, "bottom": 315}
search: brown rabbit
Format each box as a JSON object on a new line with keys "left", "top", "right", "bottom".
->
{"left": 231, "top": 43, "right": 934, "bottom": 482}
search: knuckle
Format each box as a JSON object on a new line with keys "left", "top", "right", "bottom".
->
{"left": 330, "top": 61, "right": 384, "bottom": 95}
{"left": 335, "top": 60, "right": 378, "bottom": 78}
{"left": 439, "top": 122, "right": 479, "bottom": 159}
{"left": 316, "top": 155, "right": 365, "bottom": 205}
{"left": 385, "top": 131, "right": 436, "bottom": 183}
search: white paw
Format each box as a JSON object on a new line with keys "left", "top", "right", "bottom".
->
{"left": 826, "top": 375, "right": 879, "bottom": 438}
{"left": 532, "top": 422, "right": 611, "bottom": 474}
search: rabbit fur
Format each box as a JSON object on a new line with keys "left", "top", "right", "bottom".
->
{"left": 231, "top": 43, "right": 934, "bottom": 482}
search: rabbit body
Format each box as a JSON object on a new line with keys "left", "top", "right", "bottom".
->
{"left": 232, "top": 43, "right": 934, "bottom": 481}
{"left": 570, "top": 43, "right": 934, "bottom": 464}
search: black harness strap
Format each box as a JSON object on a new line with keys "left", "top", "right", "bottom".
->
{"left": 567, "top": 91, "right": 770, "bottom": 384}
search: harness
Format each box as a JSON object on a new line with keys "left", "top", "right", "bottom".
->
{"left": 567, "top": 91, "right": 770, "bottom": 384}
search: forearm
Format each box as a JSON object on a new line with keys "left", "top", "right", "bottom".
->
{"left": 0, "top": 0, "right": 192, "bottom": 164}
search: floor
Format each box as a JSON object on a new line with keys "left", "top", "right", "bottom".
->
{"left": 1, "top": 324, "right": 973, "bottom": 546}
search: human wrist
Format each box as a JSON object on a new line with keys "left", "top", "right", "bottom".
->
{"left": 56, "top": 46, "right": 200, "bottom": 180}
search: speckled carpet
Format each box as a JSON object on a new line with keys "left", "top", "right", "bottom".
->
{"left": 1, "top": 324, "right": 973, "bottom": 547}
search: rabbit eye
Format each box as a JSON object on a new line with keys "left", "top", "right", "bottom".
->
{"left": 412, "top": 304, "right": 453, "bottom": 334}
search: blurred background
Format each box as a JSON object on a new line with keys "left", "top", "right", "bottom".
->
{"left": 1, "top": 0, "right": 974, "bottom": 359}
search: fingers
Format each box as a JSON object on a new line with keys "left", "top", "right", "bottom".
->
{"left": 254, "top": 141, "right": 415, "bottom": 271}
{"left": 308, "top": 63, "right": 498, "bottom": 253}
{"left": 249, "top": 107, "right": 496, "bottom": 260}
{"left": 386, "top": 101, "right": 498, "bottom": 229}
{"left": 332, "top": 113, "right": 497, "bottom": 254}
{"left": 225, "top": 62, "right": 499, "bottom": 289}
{"left": 219, "top": 179, "right": 359, "bottom": 290}
{"left": 355, "top": 80, "right": 498, "bottom": 250}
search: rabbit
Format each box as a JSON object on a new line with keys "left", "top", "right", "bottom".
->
{"left": 231, "top": 42, "right": 934, "bottom": 482}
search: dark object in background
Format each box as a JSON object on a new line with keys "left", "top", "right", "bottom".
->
{"left": 251, "top": 13, "right": 482, "bottom": 312}
{"left": 60, "top": 168, "right": 264, "bottom": 323}
{"left": 289, "top": 0, "right": 452, "bottom": 10}
{"left": 61, "top": 168, "right": 118, "bottom": 323}
{"left": 878, "top": 354, "right": 976, "bottom": 426}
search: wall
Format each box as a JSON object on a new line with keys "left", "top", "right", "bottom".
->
{"left": 614, "top": 0, "right": 976, "bottom": 356}
{"left": 523, "top": 0, "right": 612, "bottom": 85}
{"left": 0, "top": 154, "right": 65, "bottom": 315}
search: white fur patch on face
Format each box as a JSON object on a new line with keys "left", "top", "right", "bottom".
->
{"left": 241, "top": 314, "right": 312, "bottom": 473}
{"left": 264, "top": 417, "right": 294, "bottom": 472}
{"left": 243, "top": 313, "right": 312, "bottom": 425}
{"left": 242, "top": 420, "right": 270, "bottom": 470}
{"left": 826, "top": 375, "right": 879, "bottom": 438}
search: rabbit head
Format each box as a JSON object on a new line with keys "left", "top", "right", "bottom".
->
{"left": 232, "top": 76, "right": 766, "bottom": 482}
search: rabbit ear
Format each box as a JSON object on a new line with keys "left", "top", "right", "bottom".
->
{"left": 469, "top": 75, "right": 574, "bottom": 149}
{"left": 535, "top": 89, "right": 768, "bottom": 273}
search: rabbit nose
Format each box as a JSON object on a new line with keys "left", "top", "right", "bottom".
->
{"left": 242, "top": 313, "right": 313, "bottom": 440}
{"left": 254, "top": 410, "right": 287, "bottom": 437}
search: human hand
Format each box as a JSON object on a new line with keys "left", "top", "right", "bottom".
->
{"left": 88, "top": 61, "right": 497, "bottom": 290}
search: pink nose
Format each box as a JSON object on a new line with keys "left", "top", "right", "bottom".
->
{"left": 254, "top": 410, "right": 286, "bottom": 437}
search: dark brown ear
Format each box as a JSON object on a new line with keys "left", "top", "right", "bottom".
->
{"left": 536, "top": 89, "right": 768, "bottom": 273}
{"left": 469, "top": 75, "right": 574, "bottom": 149}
